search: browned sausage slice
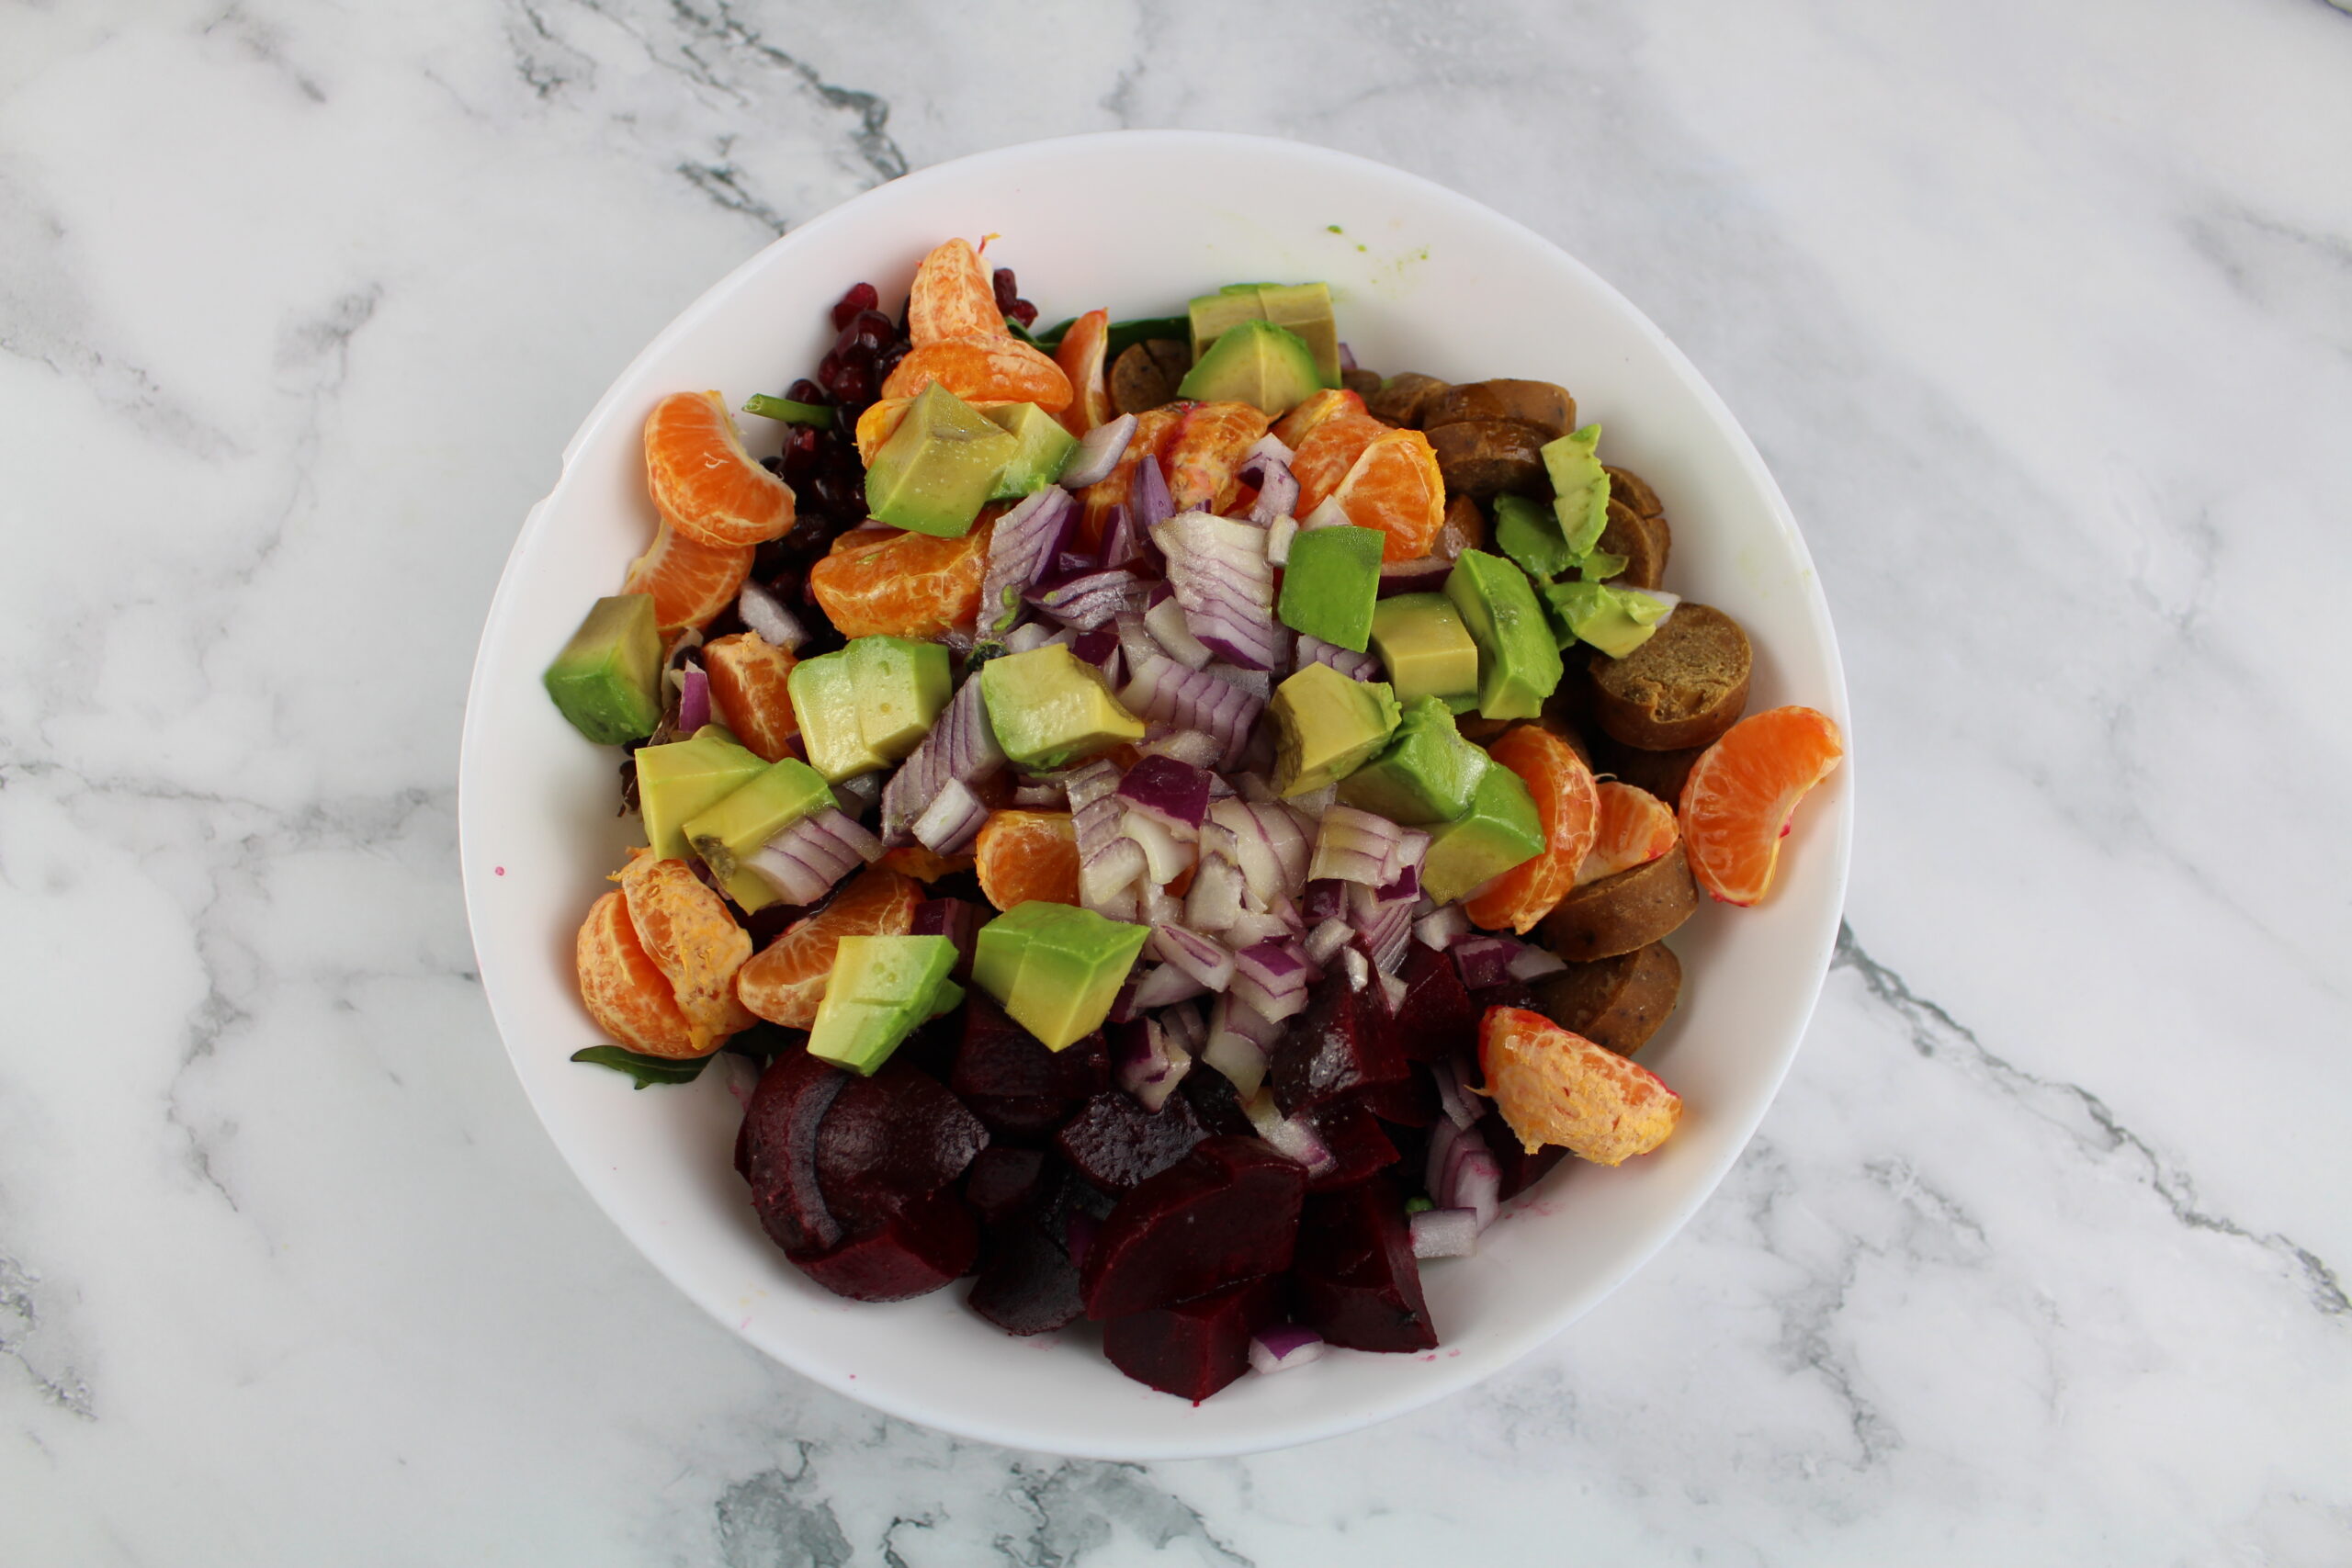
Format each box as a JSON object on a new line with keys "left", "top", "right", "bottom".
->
{"left": 1428, "top": 419, "right": 1550, "bottom": 499}
{"left": 1530, "top": 942, "right": 1681, "bottom": 1055}
{"left": 1588, "top": 604, "right": 1751, "bottom": 751}
{"left": 1541, "top": 841, "right": 1699, "bottom": 961}
{"left": 1366, "top": 372, "right": 1450, "bottom": 428}
{"left": 1110, "top": 339, "right": 1192, "bottom": 415}
{"left": 1597, "top": 497, "right": 1670, "bottom": 591}
{"left": 1422, "top": 379, "right": 1576, "bottom": 440}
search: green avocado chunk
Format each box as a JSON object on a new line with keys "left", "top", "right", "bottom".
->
{"left": 1179, "top": 319, "right": 1323, "bottom": 416}
{"left": 979, "top": 643, "right": 1146, "bottom": 771}
{"left": 1543, "top": 423, "right": 1610, "bottom": 557}
{"left": 634, "top": 726, "right": 767, "bottom": 862}
{"left": 1187, "top": 282, "right": 1341, "bottom": 389}
{"left": 1336, "top": 697, "right": 1493, "bottom": 825}
{"left": 1267, "top": 661, "right": 1402, "bottom": 796}
{"left": 1491, "top": 492, "right": 1577, "bottom": 581}
{"left": 1541, "top": 581, "right": 1677, "bottom": 660}
{"left": 972, "top": 901, "right": 1151, "bottom": 1051}
{"left": 865, "top": 382, "right": 1021, "bottom": 537}
{"left": 682, "top": 757, "right": 835, "bottom": 884}
{"left": 808, "top": 934, "right": 960, "bottom": 1075}
{"left": 1420, "top": 761, "right": 1545, "bottom": 906}
{"left": 1369, "top": 593, "right": 1482, "bottom": 711}
{"left": 786, "top": 649, "right": 882, "bottom": 782}
{"left": 985, "top": 402, "right": 1080, "bottom": 498}
{"left": 544, "top": 593, "right": 664, "bottom": 745}
{"left": 1443, "top": 549, "right": 1565, "bottom": 720}
{"left": 788, "top": 637, "right": 950, "bottom": 782}
{"left": 1277, "top": 522, "right": 1385, "bottom": 651}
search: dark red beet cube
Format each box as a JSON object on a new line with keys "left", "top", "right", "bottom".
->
{"left": 967, "top": 1214, "right": 1085, "bottom": 1336}
{"left": 1479, "top": 1108, "right": 1570, "bottom": 1200}
{"left": 1304, "top": 1099, "right": 1400, "bottom": 1191}
{"left": 795, "top": 1187, "right": 978, "bottom": 1303}
{"left": 814, "top": 1060, "right": 989, "bottom": 1234}
{"left": 1179, "top": 1061, "right": 1255, "bottom": 1137}
{"left": 1389, "top": 942, "right": 1479, "bottom": 1064}
{"left": 738, "top": 1047, "right": 854, "bottom": 1257}
{"left": 1357, "top": 1065, "right": 1440, "bottom": 1128}
{"left": 1290, "top": 1177, "right": 1438, "bottom": 1351}
{"left": 962, "top": 1093, "right": 1077, "bottom": 1142}
{"left": 1271, "top": 973, "right": 1409, "bottom": 1116}
{"left": 1053, "top": 1089, "right": 1205, "bottom": 1193}
{"left": 1081, "top": 1137, "right": 1307, "bottom": 1320}
{"left": 1102, "top": 1275, "right": 1284, "bottom": 1401}
{"left": 964, "top": 1145, "right": 1055, "bottom": 1224}
{"left": 953, "top": 996, "right": 1110, "bottom": 1100}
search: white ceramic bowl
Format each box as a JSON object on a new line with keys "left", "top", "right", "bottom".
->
{"left": 459, "top": 130, "right": 1850, "bottom": 1459}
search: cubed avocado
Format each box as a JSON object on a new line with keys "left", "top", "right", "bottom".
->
{"left": 1187, "top": 282, "right": 1340, "bottom": 389}
{"left": 985, "top": 402, "right": 1080, "bottom": 499}
{"left": 635, "top": 725, "right": 768, "bottom": 861}
{"left": 978, "top": 643, "right": 1146, "bottom": 771}
{"left": 1421, "top": 761, "right": 1545, "bottom": 905}
{"left": 1336, "top": 697, "right": 1493, "bottom": 825}
{"left": 1491, "top": 493, "right": 1576, "bottom": 581}
{"left": 1266, "top": 661, "right": 1402, "bottom": 797}
{"left": 1177, "top": 319, "right": 1322, "bottom": 417}
{"left": 786, "top": 650, "right": 887, "bottom": 782}
{"left": 1543, "top": 423, "right": 1610, "bottom": 556}
{"left": 846, "top": 636, "right": 952, "bottom": 761}
{"left": 972, "top": 901, "right": 1151, "bottom": 1051}
{"left": 1540, "top": 581, "right": 1675, "bottom": 660}
{"left": 807, "top": 934, "right": 959, "bottom": 1075}
{"left": 1187, "top": 288, "right": 1264, "bottom": 361}
{"left": 1369, "top": 593, "right": 1482, "bottom": 711}
{"left": 1276, "top": 523, "right": 1384, "bottom": 650}
{"left": 682, "top": 756, "right": 835, "bottom": 882}
{"left": 544, "top": 593, "right": 663, "bottom": 744}
{"left": 865, "top": 382, "right": 1022, "bottom": 537}
{"left": 1443, "top": 549, "right": 1565, "bottom": 720}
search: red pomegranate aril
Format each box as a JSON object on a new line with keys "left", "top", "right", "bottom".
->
{"left": 831, "top": 280, "right": 878, "bottom": 332}
{"left": 786, "top": 378, "right": 827, "bottom": 405}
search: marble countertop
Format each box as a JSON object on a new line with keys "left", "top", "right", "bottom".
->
{"left": 6, "top": 1, "right": 2349, "bottom": 1562}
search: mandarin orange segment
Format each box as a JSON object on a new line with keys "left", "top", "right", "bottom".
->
{"left": 854, "top": 398, "right": 912, "bottom": 467}
{"left": 1464, "top": 726, "right": 1601, "bottom": 934}
{"left": 808, "top": 519, "right": 994, "bottom": 639}
{"left": 1053, "top": 309, "right": 1114, "bottom": 435}
{"left": 1476, "top": 1006, "right": 1681, "bottom": 1164}
{"left": 1271, "top": 388, "right": 1365, "bottom": 450}
{"left": 1578, "top": 781, "right": 1679, "bottom": 887}
{"left": 621, "top": 520, "right": 756, "bottom": 633}
{"left": 1078, "top": 403, "right": 1189, "bottom": 549}
{"left": 1166, "top": 400, "right": 1273, "bottom": 513}
{"left": 1290, "top": 410, "right": 1389, "bottom": 516}
{"left": 575, "top": 889, "right": 702, "bottom": 1056}
{"left": 1329, "top": 429, "right": 1446, "bottom": 560}
{"left": 881, "top": 335, "right": 1074, "bottom": 413}
{"left": 616, "top": 854, "right": 754, "bottom": 1049}
{"left": 974, "top": 810, "right": 1080, "bottom": 911}
{"left": 907, "top": 238, "right": 1009, "bottom": 345}
{"left": 702, "top": 632, "right": 799, "bottom": 762}
{"left": 877, "top": 845, "right": 978, "bottom": 883}
{"left": 642, "top": 390, "right": 797, "bottom": 547}
{"left": 735, "top": 867, "right": 922, "bottom": 1028}
{"left": 1678, "top": 705, "right": 1844, "bottom": 907}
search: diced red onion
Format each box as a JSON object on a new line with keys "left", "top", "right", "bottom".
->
{"left": 1230, "top": 773, "right": 1275, "bottom": 804}
{"left": 1430, "top": 1055, "right": 1486, "bottom": 1130}
{"left": 1285, "top": 783, "right": 1337, "bottom": 820}
{"left": 1150, "top": 924, "right": 1235, "bottom": 992}
{"left": 1452, "top": 935, "right": 1529, "bottom": 991}
{"left": 1237, "top": 434, "right": 1298, "bottom": 525}
{"left": 1376, "top": 968, "right": 1407, "bottom": 1013}
{"left": 1001, "top": 621, "right": 1057, "bottom": 654}
{"left": 1062, "top": 759, "right": 1123, "bottom": 811}
{"left": 1142, "top": 592, "right": 1214, "bottom": 671}
{"left": 1112, "top": 609, "right": 1163, "bottom": 673}
{"left": 1030, "top": 568, "right": 1149, "bottom": 631}
{"left": 1140, "top": 879, "right": 1186, "bottom": 928}
{"left": 1222, "top": 908, "right": 1292, "bottom": 951}
{"left": 1356, "top": 902, "right": 1415, "bottom": 975}
{"left": 1154, "top": 511, "right": 1280, "bottom": 671}
{"left": 1295, "top": 634, "right": 1379, "bottom": 681}
{"left": 1208, "top": 662, "right": 1273, "bottom": 703}
{"left": 1375, "top": 557, "right": 1454, "bottom": 598}
{"left": 1410, "top": 1208, "right": 1480, "bottom": 1258}
{"left": 1414, "top": 905, "right": 1471, "bottom": 950}
{"left": 1122, "top": 811, "right": 1194, "bottom": 885}
{"left": 1011, "top": 782, "right": 1063, "bottom": 808}
{"left": 910, "top": 777, "right": 989, "bottom": 855}
{"left": 1121, "top": 653, "right": 1261, "bottom": 771}
{"left": 1130, "top": 963, "right": 1209, "bottom": 1010}
{"left": 1507, "top": 945, "right": 1569, "bottom": 982}
{"left": 677, "top": 665, "right": 710, "bottom": 734}
{"left": 1204, "top": 993, "right": 1281, "bottom": 1098}
{"left": 1455, "top": 1152, "right": 1502, "bottom": 1232}
{"left": 980, "top": 486, "right": 1078, "bottom": 637}
{"left": 1060, "top": 412, "right": 1137, "bottom": 490}
{"left": 879, "top": 675, "right": 1005, "bottom": 842}
{"left": 1311, "top": 806, "right": 1405, "bottom": 886}
{"left": 1069, "top": 626, "right": 1123, "bottom": 674}
{"left": 1136, "top": 728, "right": 1223, "bottom": 769}
{"left": 1242, "top": 1089, "right": 1334, "bottom": 1174}
{"left": 831, "top": 770, "right": 882, "bottom": 819}
{"left": 1337, "top": 342, "right": 1359, "bottom": 374}
{"left": 1207, "top": 799, "right": 1308, "bottom": 905}
{"left": 1131, "top": 450, "right": 1175, "bottom": 532}
{"left": 736, "top": 581, "right": 807, "bottom": 650}
{"left": 1183, "top": 852, "right": 1246, "bottom": 933}
{"left": 1116, "top": 753, "right": 1212, "bottom": 832}
{"left": 1300, "top": 497, "right": 1350, "bottom": 531}
{"left": 745, "top": 808, "right": 882, "bottom": 904}
{"left": 1264, "top": 514, "right": 1298, "bottom": 567}
{"left": 1249, "top": 1325, "right": 1327, "bottom": 1375}
{"left": 1302, "top": 918, "right": 1352, "bottom": 967}
{"left": 1114, "top": 1017, "right": 1193, "bottom": 1111}
{"left": 1340, "top": 945, "right": 1372, "bottom": 992}
{"left": 1231, "top": 941, "right": 1313, "bottom": 1023}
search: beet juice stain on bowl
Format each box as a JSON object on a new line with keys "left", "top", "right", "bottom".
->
{"left": 459, "top": 131, "right": 1850, "bottom": 1459}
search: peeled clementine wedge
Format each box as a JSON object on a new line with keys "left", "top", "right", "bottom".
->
{"left": 974, "top": 810, "right": 1080, "bottom": 911}
{"left": 1464, "top": 726, "right": 1600, "bottom": 933}
{"left": 1329, "top": 429, "right": 1446, "bottom": 560}
{"left": 881, "top": 335, "right": 1073, "bottom": 412}
{"left": 616, "top": 854, "right": 754, "bottom": 1049}
{"left": 1166, "top": 400, "right": 1273, "bottom": 513}
{"left": 877, "top": 845, "right": 978, "bottom": 884}
{"left": 703, "top": 632, "right": 799, "bottom": 762}
{"left": 575, "top": 889, "right": 700, "bottom": 1056}
{"left": 1679, "top": 705, "right": 1844, "bottom": 906}
{"left": 1272, "top": 388, "right": 1365, "bottom": 450}
{"left": 642, "top": 390, "right": 797, "bottom": 547}
{"left": 1054, "top": 309, "right": 1114, "bottom": 435}
{"left": 1290, "top": 410, "right": 1389, "bottom": 516}
{"left": 1477, "top": 1006, "right": 1681, "bottom": 1164}
{"left": 1078, "top": 403, "right": 1189, "bottom": 549}
{"left": 1577, "top": 781, "right": 1679, "bottom": 886}
{"left": 856, "top": 395, "right": 1016, "bottom": 466}
{"left": 621, "top": 521, "right": 755, "bottom": 633}
{"left": 907, "top": 238, "right": 1009, "bottom": 345}
{"left": 808, "top": 521, "right": 994, "bottom": 639}
{"left": 735, "top": 867, "right": 922, "bottom": 1028}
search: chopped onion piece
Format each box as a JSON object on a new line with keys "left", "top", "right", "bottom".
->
{"left": 1002, "top": 621, "right": 1057, "bottom": 654}
{"left": 1430, "top": 1055, "right": 1486, "bottom": 1130}
{"left": 1236, "top": 434, "right": 1299, "bottom": 526}
{"left": 1136, "top": 728, "right": 1223, "bottom": 769}
{"left": 1204, "top": 993, "right": 1281, "bottom": 1098}
{"left": 1376, "top": 968, "right": 1408, "bottom": 1013}
{"left": 1140, "top": 878, "right": 1186, "bottom": 928}
{"left": 1131, "top": 963, "right": 1209, "bottom": 1010}
{"left": 1340, "top": 945, "right": 1371, "bottom": 992}
{"left": 1455, "top": 1152, "right": 1503, "bottom": 1232}
{"left": 1150, "top": 924, "right": 1236, "bottom": 991}
{"left": 1012, "top": 782, "right": 1064, "bottom": 808}
{"left": 1242, "top": 1089, "right": 1334, "bottom": 1173}
{"left": 1154, "top": 510, "right": 1280, "bottom": 671}
{"left": 736, "top": 581, "right": 808, "bottom": 650}
{"left": 1410, "top": 1208, "right": 1480, "bottom": 1259}
{"left": 1160, "top": 1000, "right": 1206, "bottom": 1055}
{"left": 1121, "top": 812, "right": 1194, "bottom": 884}
{"left": 1059, "top": 412, "right": 1137, "bottom": 490}
{"left": 1113, "top": 609, "right": 1163, "bottom": 672}
{"left": 744, "top": 808, "right": 881, "bottom": 904}
{"left": 980, "top": 486, "right": 1079, "bottom": 637}
{"left": 1295, "top": 634, "right": 1379, "bottom": 681}
{"left": 1115, "top": 754, "right": 1212, "bottom": 832}
{"left": 1285, "top": 783, "right": 1337, "bottom": 820}
{"left": 677, "top": 665, "right": 710, "bottom": 734}
{"left": 1414, "top": 905, "right": 1471, "bottom": 950}
{"left": 1183, "top": 852, "right": 1247, "bottom": 933}
{"left": 1375, "top": 557, "right": 1453, "bottom": 598}
{"left": 1452, "top": 935, "right": 1528, "bottom": 991}
{"left": 831, "top": 770, "right": 883, "bottom": 820}
{"left": 1249, "top": 1325, "right": 1326, "bottom": 1375}
{"left": 1231, "top": 941, "right": 1314, "bottom": 1023}
{"left": 1301, "top": 497, "right": 1350, "bottom": 530}
{"left": 1142, "top": 593, "right": 1214, "bottom": 670}
{"left": 879, "top": 675, "right": 1005, "bottom": 843}
{"left": 1062, "top": 759, "right": 1123, "bottom": 811}
{"left": 1507, "top": 945, "right": 1569, "bottom": 982}
{"left": 1080, "top": 835, "right": 1148, "bottom": 913}
{"left": 1121, "top": 653, "right": 1261, "bottom": 770}
{"left": 1114, "top": 1017, "right": 1193, "bottom": 1111}
{"left": 1302, "top": 918, "right": 1353, "bottom": 967}
{"left": 1310, "top": 806, "right": 1405, "bottom": 886}
{"left": 1264, "top": 514, "right": 1298, "bottom": 566}
{"left": 910, "top": 777, "right": 989, "bottom": 855}
{"left": 1132, "top": 450, "right": 1176, "bottom": 531}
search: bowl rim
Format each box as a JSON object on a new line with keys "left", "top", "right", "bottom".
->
{"left": 458, "top": 128, "right": 1851, "bottom": 1458}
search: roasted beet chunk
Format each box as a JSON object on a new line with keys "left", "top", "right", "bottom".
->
{"left": 968, "top": 1215, "right": 1085, "bottom": 1336}
{"left": 952, "top": 996, "right": 1110, "bottom": 1101}
{"left": 1389, "top": 942, "right": 1479, "bottom": 1064}
{"left": 1179, "top": 1061, "right": 1256, "bottom": 1137}
{"left": 1290, "top": 1176, "right": 1439, "bottom": 1351}
{"left": 1304, "top": 1099, "right": 1400, "bottom": 1191}
{"left": 1080, "top": 1137, "right": 1307, "bottom": 1320}
{"left": 962, "top": 1092, "right": 1078, "bottom": 1143}
{"left": 796, "top": 1188, "right": 979, "bottom": 1303}
{"left": 1479, "top": 1107, "right": 1569, "bottom": 1201}
{"left": 1054, "top": 1089, "right": 1206, "bottom": 1193}
{"left": 1102, "top": 1276, "right": 1284, "bottom": 1401}
{"left": 1357, "top": 1066, "right": 1440, "bottom": 1129}
{"left": 813, "top": 1061, "right": 989, "bottom": 1234}
{"left": 739, "top": 1047, "right": 854, "bottom": 1257}
{"left": 1272, "top": 974, "right": 1408, "bottom": 1116}
{"left": 963, "top": 1146, "right": 1054, "bottom": 1224}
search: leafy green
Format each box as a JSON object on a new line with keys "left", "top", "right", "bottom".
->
{"left": 570, "top": 1045, "right": 711, "bottom": 1089}
{"left": 741, "top": 395, "right": 835, "bottom": 429}
{"left": 1024, "top": 314, "right": 1188, "bottom": 361}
